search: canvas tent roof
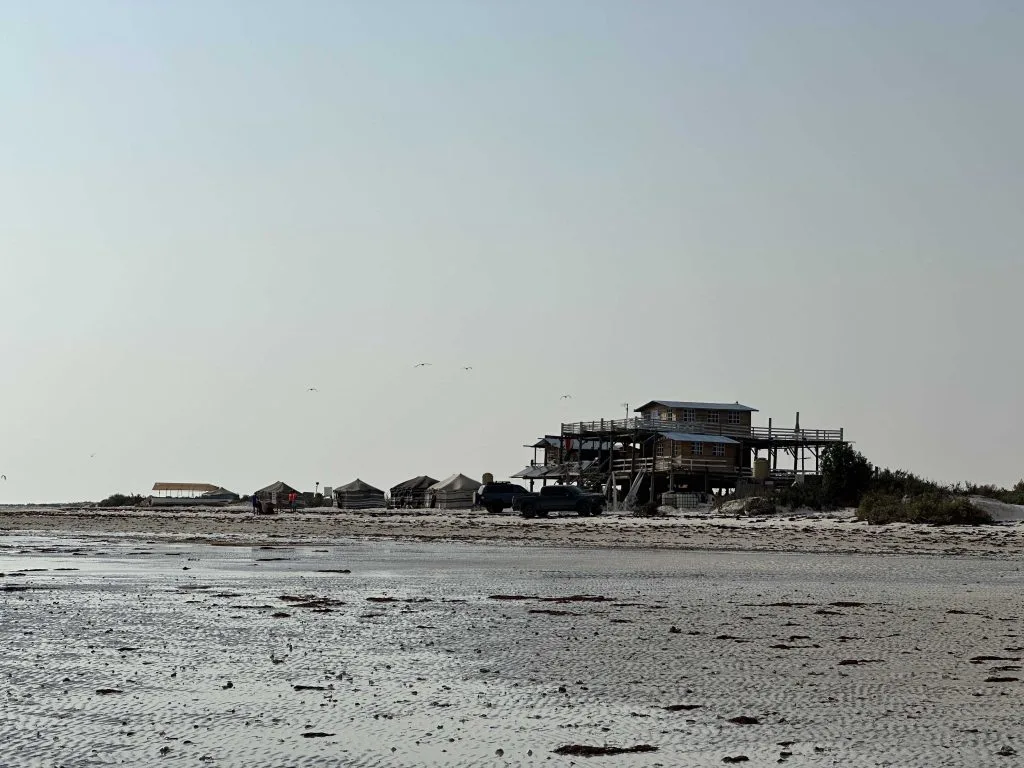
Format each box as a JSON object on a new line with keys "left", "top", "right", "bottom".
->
{"left": 636, "top": 400, "right": 758, "bottom": 413}
{"left": 255, "top": 481, "right": 299, "bottom": 495}
{"left": 335, "top": 478, "right": 384, "bottom": 494}
{"left": 201, "top": 486, "right": 238, "bottom": 497}
{"left": 390, "top": 475, "right": 439, "bottom": 493}
{"left": 429, "top": 473, "right": 481, "bottom": 491}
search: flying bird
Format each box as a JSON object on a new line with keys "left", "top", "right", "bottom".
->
{"left": 1, "top": 475, "right": 5, "bottom": 481}
{"left": 560, "top": 394, "right": 573, "bottom": 399}
{"left": 307, "top": 387, "right": 319, "bottom": 392}
{"left": 414, "top": 363, "right": 432, "bottom": 368}
{"left": 462, "top": 366, "right": 473, "bottom": 371}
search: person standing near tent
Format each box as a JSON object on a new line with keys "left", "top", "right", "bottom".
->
{"left": 252, "top": 493, "right": 261, "bottom": 516}
{"left": 288, "top": 491, "right": 297, "bottom": 511}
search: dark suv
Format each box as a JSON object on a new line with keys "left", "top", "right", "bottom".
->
{"left": 512, "top": 485, "right": 605, "bottom": 519}
{"left": 475, "top": 482, "right": 530, "bottom": 514}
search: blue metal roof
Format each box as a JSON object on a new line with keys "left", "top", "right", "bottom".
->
{"left": 636, "top": 400, "right": 758, "bottom": 412}
{"left": 659, "top": 432, "right": 739, "bottom": 445}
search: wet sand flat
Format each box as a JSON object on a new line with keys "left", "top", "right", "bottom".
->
{"left": 1, "top": 535, "right": 1022, "bottom": 767}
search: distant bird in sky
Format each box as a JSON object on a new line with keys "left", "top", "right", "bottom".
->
{"left": 307, "top": 387, "right": 319, "bottom": 392}
{"left": 1, "top": 475, "right": 5, "bottom": 481}
{"left": 462, "top": 366, "right": 473, "bottom": 371}
{"left": 414, "top": 363, "right": 431, "bottom": 368}
{"left": 90, "top": 453, "right": 96, "bottom": 458}
{"left": 560, "top": 394, "right": 573, "bottom": 399}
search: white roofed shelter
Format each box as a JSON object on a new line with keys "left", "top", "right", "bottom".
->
{"left": 427, "top": 473, "right": 481, "bottom": 509}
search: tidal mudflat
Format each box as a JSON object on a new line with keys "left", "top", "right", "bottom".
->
{"left": 1, "top": 535, "right": 1022, "bottom": 767}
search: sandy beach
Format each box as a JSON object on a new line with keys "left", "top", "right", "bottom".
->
{"left": 1, "top": 531, "right": 1022, "bottom": 767}
{"left": 2, "top": 504, "right": 1024, "bottom": 558}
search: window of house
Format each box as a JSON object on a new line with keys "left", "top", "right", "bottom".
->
{"left": 728, "top": 412, "right": 741, "bottom": 425}
{"left": 691, "top": 442, "right": 704, "bottom": 456}
{"left": 650, "top": 409, "right": 661, "bottom": 421}
{"left": 706, "top": 412, "right": 720, "bottom": 424}
{"left": 682, "top": 409, "right": 696, "bottom": 422}
{"left": 712, "top": 444, "right": 726, "bottom": 457}
{"left": 673, "top": 442, "right": 683, "bottom": 457}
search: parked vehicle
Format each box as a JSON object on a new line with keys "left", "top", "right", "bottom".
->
{"left": 476, "top": 482, "right": 530, "bottom": 514}
{"left": 511, "top": 485, "right": 605, "bottom": 519}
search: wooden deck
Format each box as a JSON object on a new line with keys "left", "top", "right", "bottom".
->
{"left": 524, "top": 458, "right": 808, "bottom": 482}
{"left": 561, "top": 417, "right": 843, "bottom": 446}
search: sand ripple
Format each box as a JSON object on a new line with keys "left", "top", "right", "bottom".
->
{"left": 0, "top": 536, "right": 1021, "bottom": 766}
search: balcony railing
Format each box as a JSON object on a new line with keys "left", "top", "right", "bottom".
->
{"left": 560, "top": 417, "right": 842, "bottom": 443}
{"left": 611, "top": 457, "right": 733, "bottom": 473}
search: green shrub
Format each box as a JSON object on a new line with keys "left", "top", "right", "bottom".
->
{"left": 870, "top": 468, "right": 946, "bottom": 498}
{"left": 821, "top": 444, "right": 874, "bottom": 506}
{"left": 98, "top": 493, "right": 144, "bottom": 508}
{"left": 857, "top": 492, "right": 993, "bottom": 526}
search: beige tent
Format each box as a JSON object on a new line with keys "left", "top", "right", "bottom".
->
{"left": 389, "top": 475, "right": 439, "bottom": 508}
{"left": 333, "top": 478, "right": 386, "bottom": 510}
{"left": 428, "top": 473, "right": 481, "bottom": 509}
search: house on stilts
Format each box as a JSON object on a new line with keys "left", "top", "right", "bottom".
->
{"left": 513, "top": 400, "right": 846, "bottom": 505}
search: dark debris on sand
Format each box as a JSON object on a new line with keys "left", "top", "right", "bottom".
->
{"left": 552, "top": 744, "right": 658, "bottom": 757}
{"left": 727, "top": 716, "right": 761, "bottom": 725}
{"left": 489, "top": 594, "right": 613, "bottom": 604}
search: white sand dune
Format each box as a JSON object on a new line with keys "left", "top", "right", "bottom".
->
{"left": 969, "top": 495, "right": 1024, "bottom": 523}
{"left": 0, "top": 536, "right": 1021, "bottom": 766}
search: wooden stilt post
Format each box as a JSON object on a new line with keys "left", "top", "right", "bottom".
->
{"left": 607, "top": 433, "right": 614, "bottom": 502}
{"left": 793, "top": 412, "right": 800, "bottom": 476}
{"left": 629, "top": 428, "right": 637, "bottom": 490}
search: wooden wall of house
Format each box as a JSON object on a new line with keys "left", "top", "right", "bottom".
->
{"left": 655, "top": 436, "right": 752, "bottom": 467}
{"left": 637, "top": 404, "right": 752, "bottom": 430}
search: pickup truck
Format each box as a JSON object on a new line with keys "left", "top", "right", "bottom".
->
{"left": 512, "top": 485, "right": 605, "bottom": 519}
{"left": 475, "top": 482, "right": 530, "bottom": 514}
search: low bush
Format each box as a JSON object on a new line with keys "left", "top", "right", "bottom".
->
{"left": 857, "top": 492, "right": 993, "bottom": 526}
{"left": 98, "top": 493, "right": 144, "bottom": 508}
{"left": 744, "top": 497, "right": 777, "bottom": 515}
{"left": 961, "top": 480, "right": 1024, "bottom": 505}
{"left": 775, "top": 483, "right": 825, "bottom": 511}
{"left": 870, "top": 468, "right": 946, "bottom": 498}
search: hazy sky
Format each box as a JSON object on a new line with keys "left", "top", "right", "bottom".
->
{"left": 2, "top": 1, "right": 1022, "bottom": 502}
